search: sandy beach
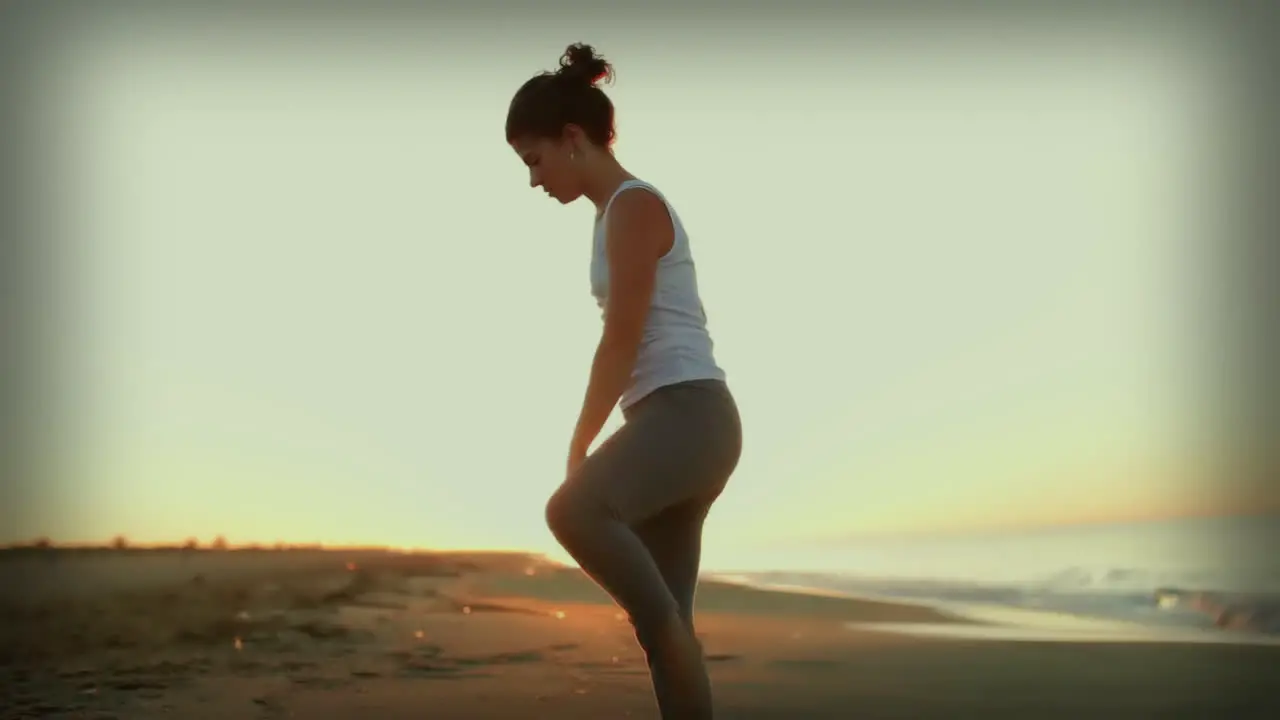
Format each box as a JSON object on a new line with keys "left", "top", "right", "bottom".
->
{"left": 2, "top": 548, "right": 1276, "bottom": 719}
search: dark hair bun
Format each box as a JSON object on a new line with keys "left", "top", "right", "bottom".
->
{"left": 557, "top": 43, "right": 613, "bottom": 87}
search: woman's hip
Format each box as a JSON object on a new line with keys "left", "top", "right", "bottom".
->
{"left": 570, "top": 380, "right": 741, "bottom": 523}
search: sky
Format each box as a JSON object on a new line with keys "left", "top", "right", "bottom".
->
{"left": 9, "top": 5, "right": 1264, "bottom": 571}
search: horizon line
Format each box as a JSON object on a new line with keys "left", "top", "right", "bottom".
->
{"left": 782, "top": 508, "right": 1278, "bottom": 546}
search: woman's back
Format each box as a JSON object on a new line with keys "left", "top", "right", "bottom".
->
{"left": 590, "top": 179, "right": 726, "bottom": 410}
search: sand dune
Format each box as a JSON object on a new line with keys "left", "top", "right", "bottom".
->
{"left": 1, "top": 547, "right": 1276, "bottom": 718}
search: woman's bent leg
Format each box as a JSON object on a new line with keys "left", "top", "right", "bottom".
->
{"left": 544, "top": 381, "right": 740, "bottom": 718}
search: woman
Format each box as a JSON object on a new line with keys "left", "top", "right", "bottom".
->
{"left": 505, "top": 44, "right": 743, "bottom": 718}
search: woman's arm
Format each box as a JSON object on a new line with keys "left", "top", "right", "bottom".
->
{"left": 567, "top": 189, "right": 674, "bottom": 470}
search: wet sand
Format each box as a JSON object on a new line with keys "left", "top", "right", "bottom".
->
{"left": 1, "top": 547, "right": 1276, "bottom": 718}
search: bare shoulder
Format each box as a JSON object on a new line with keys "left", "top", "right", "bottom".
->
{"left": 606, "top": 187, "right": 674, "bottom": 260}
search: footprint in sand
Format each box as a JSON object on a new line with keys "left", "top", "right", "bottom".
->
{"left": 397, "top": 661, "right": 471, "bottom": 678}
{"left": 388, "top": 645, "right": 570, "bottom": 680}
{"left": 290, "top": 675, "right": 351, "bottom": 690}
{"left": 17, "top": 700, "right": 74, "bottom": 716}
{"left": 388, "top": 644, "right": 445, "bottom": 661}
{"left": 456, "top": 650, "right": 545, "bottom": 665}
{"left": 388, "top": 645, "right": 468, "bottom": 678}
{"left": 107, "top": 678, "right": 168, "bottom": 692}
{"left": 252, "top": 695, "right": 288, "bottom": 717}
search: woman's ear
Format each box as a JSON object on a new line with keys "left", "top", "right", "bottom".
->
{"left": 560, "top": 124, "right": 587, "bottom": 153}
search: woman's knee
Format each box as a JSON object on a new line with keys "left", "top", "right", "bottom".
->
{"left": 543, "top": 487, "right": 567, "bottom": 537}
{"left": 544, "top": 481, "right": 596, "bottom": 545}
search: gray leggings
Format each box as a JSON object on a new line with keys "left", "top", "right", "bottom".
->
{"left": 545, "top": 379, "right": 742, "bottom": 712}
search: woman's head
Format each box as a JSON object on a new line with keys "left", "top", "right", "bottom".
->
{"left": 506, "top": 43, "right": 616, "bottom": 204}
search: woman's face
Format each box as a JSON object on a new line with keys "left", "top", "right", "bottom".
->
{"left": 510, "top": 135, "right": 582, "bottom": 205}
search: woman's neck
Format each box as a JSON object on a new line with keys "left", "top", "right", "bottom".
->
{"left": 581, "top": 155, "right": 636, "bottom": 214}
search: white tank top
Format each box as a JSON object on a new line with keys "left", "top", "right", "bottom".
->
{"left": 590, "top": 179, "right": 727, "bottom": 410}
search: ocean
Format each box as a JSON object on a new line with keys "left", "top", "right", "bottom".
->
{"left": 709, "top": 515, "right": 1280, "bottom": 643}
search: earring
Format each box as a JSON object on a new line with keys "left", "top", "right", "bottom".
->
{"left": 570, "top": 151, "right": 577, "bottom": 161}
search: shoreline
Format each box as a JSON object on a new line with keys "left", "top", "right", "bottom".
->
{"left": 707, "top": 572, "right": 1280, "bottom": 646}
